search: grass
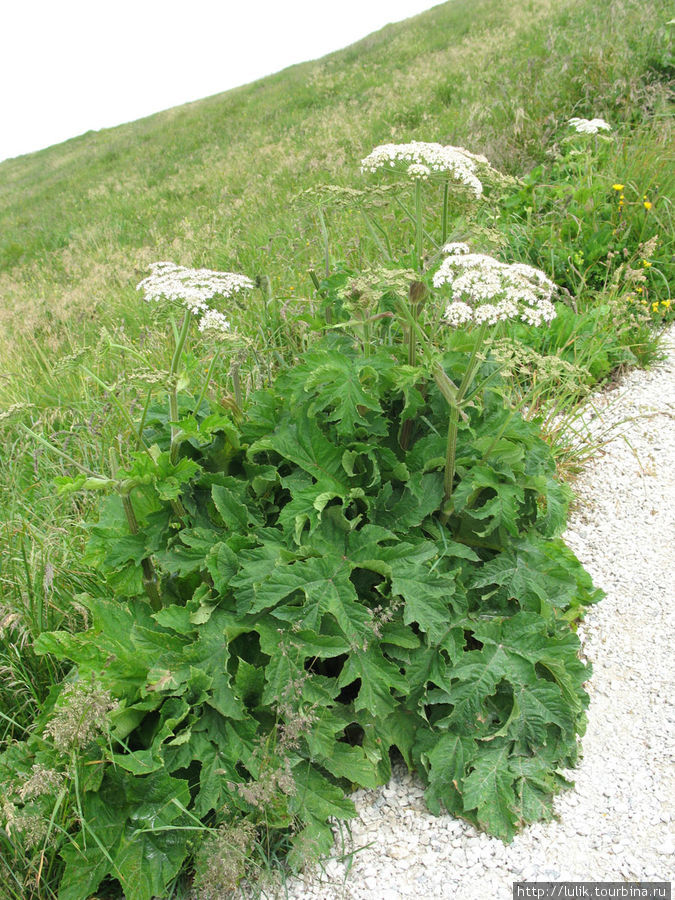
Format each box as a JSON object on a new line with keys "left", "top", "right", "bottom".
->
{"left": 0, "top": 0, "right": 672, "bottom": 894}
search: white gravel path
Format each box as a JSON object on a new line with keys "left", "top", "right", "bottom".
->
{"left": 278, "top": 325, "right": 675, "bottom": 899}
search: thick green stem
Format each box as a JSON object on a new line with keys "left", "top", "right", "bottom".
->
{"left": 414, "top": 179, "right": 424, "bottom": 273}
{"left": 169, "top": 312, "right": 192, "bottom": 465}
{"left": 407, "top": 329, "right": 416, "bottom": 367}
{"left": 122, "top": 492, "right": 161, "bottom": 611}
{"left": 443, "top": 403, "right": 460, "bottom": 507}
{"left": 393, "top": 196, "right": 440, "bottom": 251}
{"left": 168, "top": 385, "right": 180, "bottom": 465}
{"left": 440, "top": 324, "right": 489, "bottom": 511}
{"left": 170, "top": 312, "right": 192, "bottom": 378}
{"left": 442, "top": 179, "right": 449, "bottom": 245}
{"left": 194, "top": 349, "right": 221, "bottom": 414}
{"left": 362, "top": 316, "right": 371, "bottom": 357}
{"left": 397, "top": 296, "right": 438, "bottom": 370}
{"left": 407, "top": 281, "right": 426, "bottom": 368}
{"left": 432, "top": 363, "right": 462, "bottom": 409}
{"left": 457, "top": 323, "right": 488, "bottom": 398}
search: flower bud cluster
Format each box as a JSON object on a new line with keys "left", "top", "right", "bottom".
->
{"left": 361, "top": 142, "right": 488, "bottom": 196}
{"left": 137, "top": 261, "right": 253, "bottom": 335}
{"left": 433, "top": 242, "right": 557, "bottom": 328}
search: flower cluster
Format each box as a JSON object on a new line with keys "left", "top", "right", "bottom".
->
{"left": 198, "top": 308, "right": 231, "bottom": 335}
{"left": 407, "top": 162, "right": 431, "bottom": 181}
{"left": 568, "top": 117, "right": 611, "bottom": 134}
{"left": 137, "top": 262, "right": 253, "bottom": 335}
{"left": 433, "top": 242, "right": 557, "bottom": 327}
{"left": 360, "top": 141, "right": 488, "bottom": 196}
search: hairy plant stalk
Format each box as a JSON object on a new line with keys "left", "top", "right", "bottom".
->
{"left": 194, "top": 349, "right": 221, "bottom": 414}
{"left": 432, "top": 363, "right": 461, "bottom": 408}
{"left": 168, "top": 312, "right": 192, "bottom": 465}
{"left": 361, "top": 315, "right": 371, "bottom": 357}
{"left": 121, "top": 492, "right": 161, "bottom": 611}
{"left": 407, "top": 320, "right": 417, "bottom": 368}
{"left": 393, "top": 195, "right": 439, "bottom": 251}
{"left": 414, "top": 179, "right": 424, "bottom": 273}
{"left": 442, "top": 179, "right": 449, "bottom": 244}
{"left": 441, "top": 324, "right": 489, "bottom": 511}
{"left": 407, "top": 281, "right": 428, "bottom": 368}
{"left": 443, "top": 402, "right": 460, "bottom": 506}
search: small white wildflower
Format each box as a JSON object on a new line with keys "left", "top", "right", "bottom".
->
{"left": 568, "top": 117, "right": 612, "bottom": 134}
{"left": 435, "top": 244, "right": 557, "bottom": 328}
{"left": 474, "top": 304, "right": 500, "bottom": 325}
{"left": 441, "top": 241, "right": 470, "bottom": 255}
{"left": 360, "top": 141, "right": 488, "bottom": 196}
{"left": 443, "top": 301, "right": 474, "bottom": 327}
{"left": 137, "top": 262, "right": 253, "bottom": 315}
{"left": 198, "top": 308, "right": 231, "bottom": 335}
{"left": 407, "top": 162, "right": 431, "bottom": 180}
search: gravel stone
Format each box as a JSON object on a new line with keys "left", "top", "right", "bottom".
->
{"left": 274, "top": 326, "right": 675, "bottom": 899}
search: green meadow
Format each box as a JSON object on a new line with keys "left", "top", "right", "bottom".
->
{"left": 0, "top": 0, "right": 672, "bottom": 896}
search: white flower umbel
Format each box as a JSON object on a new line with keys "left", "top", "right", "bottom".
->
{"left": 137, "top": 262, "right": 253, "bottom": 315}
{"left": 407, "top": 163, "right": 431, "bottom": 181}
{"left": 198, "top": 308, "right": 231, "bottom": 335}
{"left": 568, "top": 117, "right": 612, "bottom": 134}
{"left": 360, "top": 142, "right": 488, "bottom": 196}
{"left": 433, "top": 243, "right": 557, "bottom": 327}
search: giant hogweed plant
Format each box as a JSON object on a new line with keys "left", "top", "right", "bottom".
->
{"left": 1, "top": 143, "right": 602, "bottom": 900}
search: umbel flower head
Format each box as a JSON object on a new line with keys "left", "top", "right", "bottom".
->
{"left": 198, "top": 308, "right": 232, "bottom": 335}
{"left": 568, "top": 117, "right": 611, "bottom": 134}
{"left": 433, "top": 242, "right": 557, "bottom": 327}
{"left": 360, "top": 141, "right": 490, "bottom": 196}
{"left": 137, "top": 262, "right": 253, "bottom": 316}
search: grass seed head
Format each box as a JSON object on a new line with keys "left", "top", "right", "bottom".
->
{"left": 43, "top": 677, "right": 118, "bottom": 752}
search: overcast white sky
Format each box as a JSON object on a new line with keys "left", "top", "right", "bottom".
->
{"left": 0, "top": 0, "right": 439, "bottom": 163}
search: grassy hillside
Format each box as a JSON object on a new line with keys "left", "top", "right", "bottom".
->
{"left": 0, "top": 0, "right": 672, "bottom": 895}
{"left": 0, "top": 0, "right": 671, "bottom": 361}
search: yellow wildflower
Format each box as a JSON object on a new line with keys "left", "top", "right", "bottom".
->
{"left": 652, "top": 302, "right": 659, "bottom": 313}
{"left": 642, "top": 260, "right": 652, "bottom": 267}
{"left": 612, "top": 184, "right": 624, "bottom": 191}
{"left": 644, "top": 200, "right": 652, "bottom": 210}
{"left": 663, "top": 300, "right": 672, "bottom": 309}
